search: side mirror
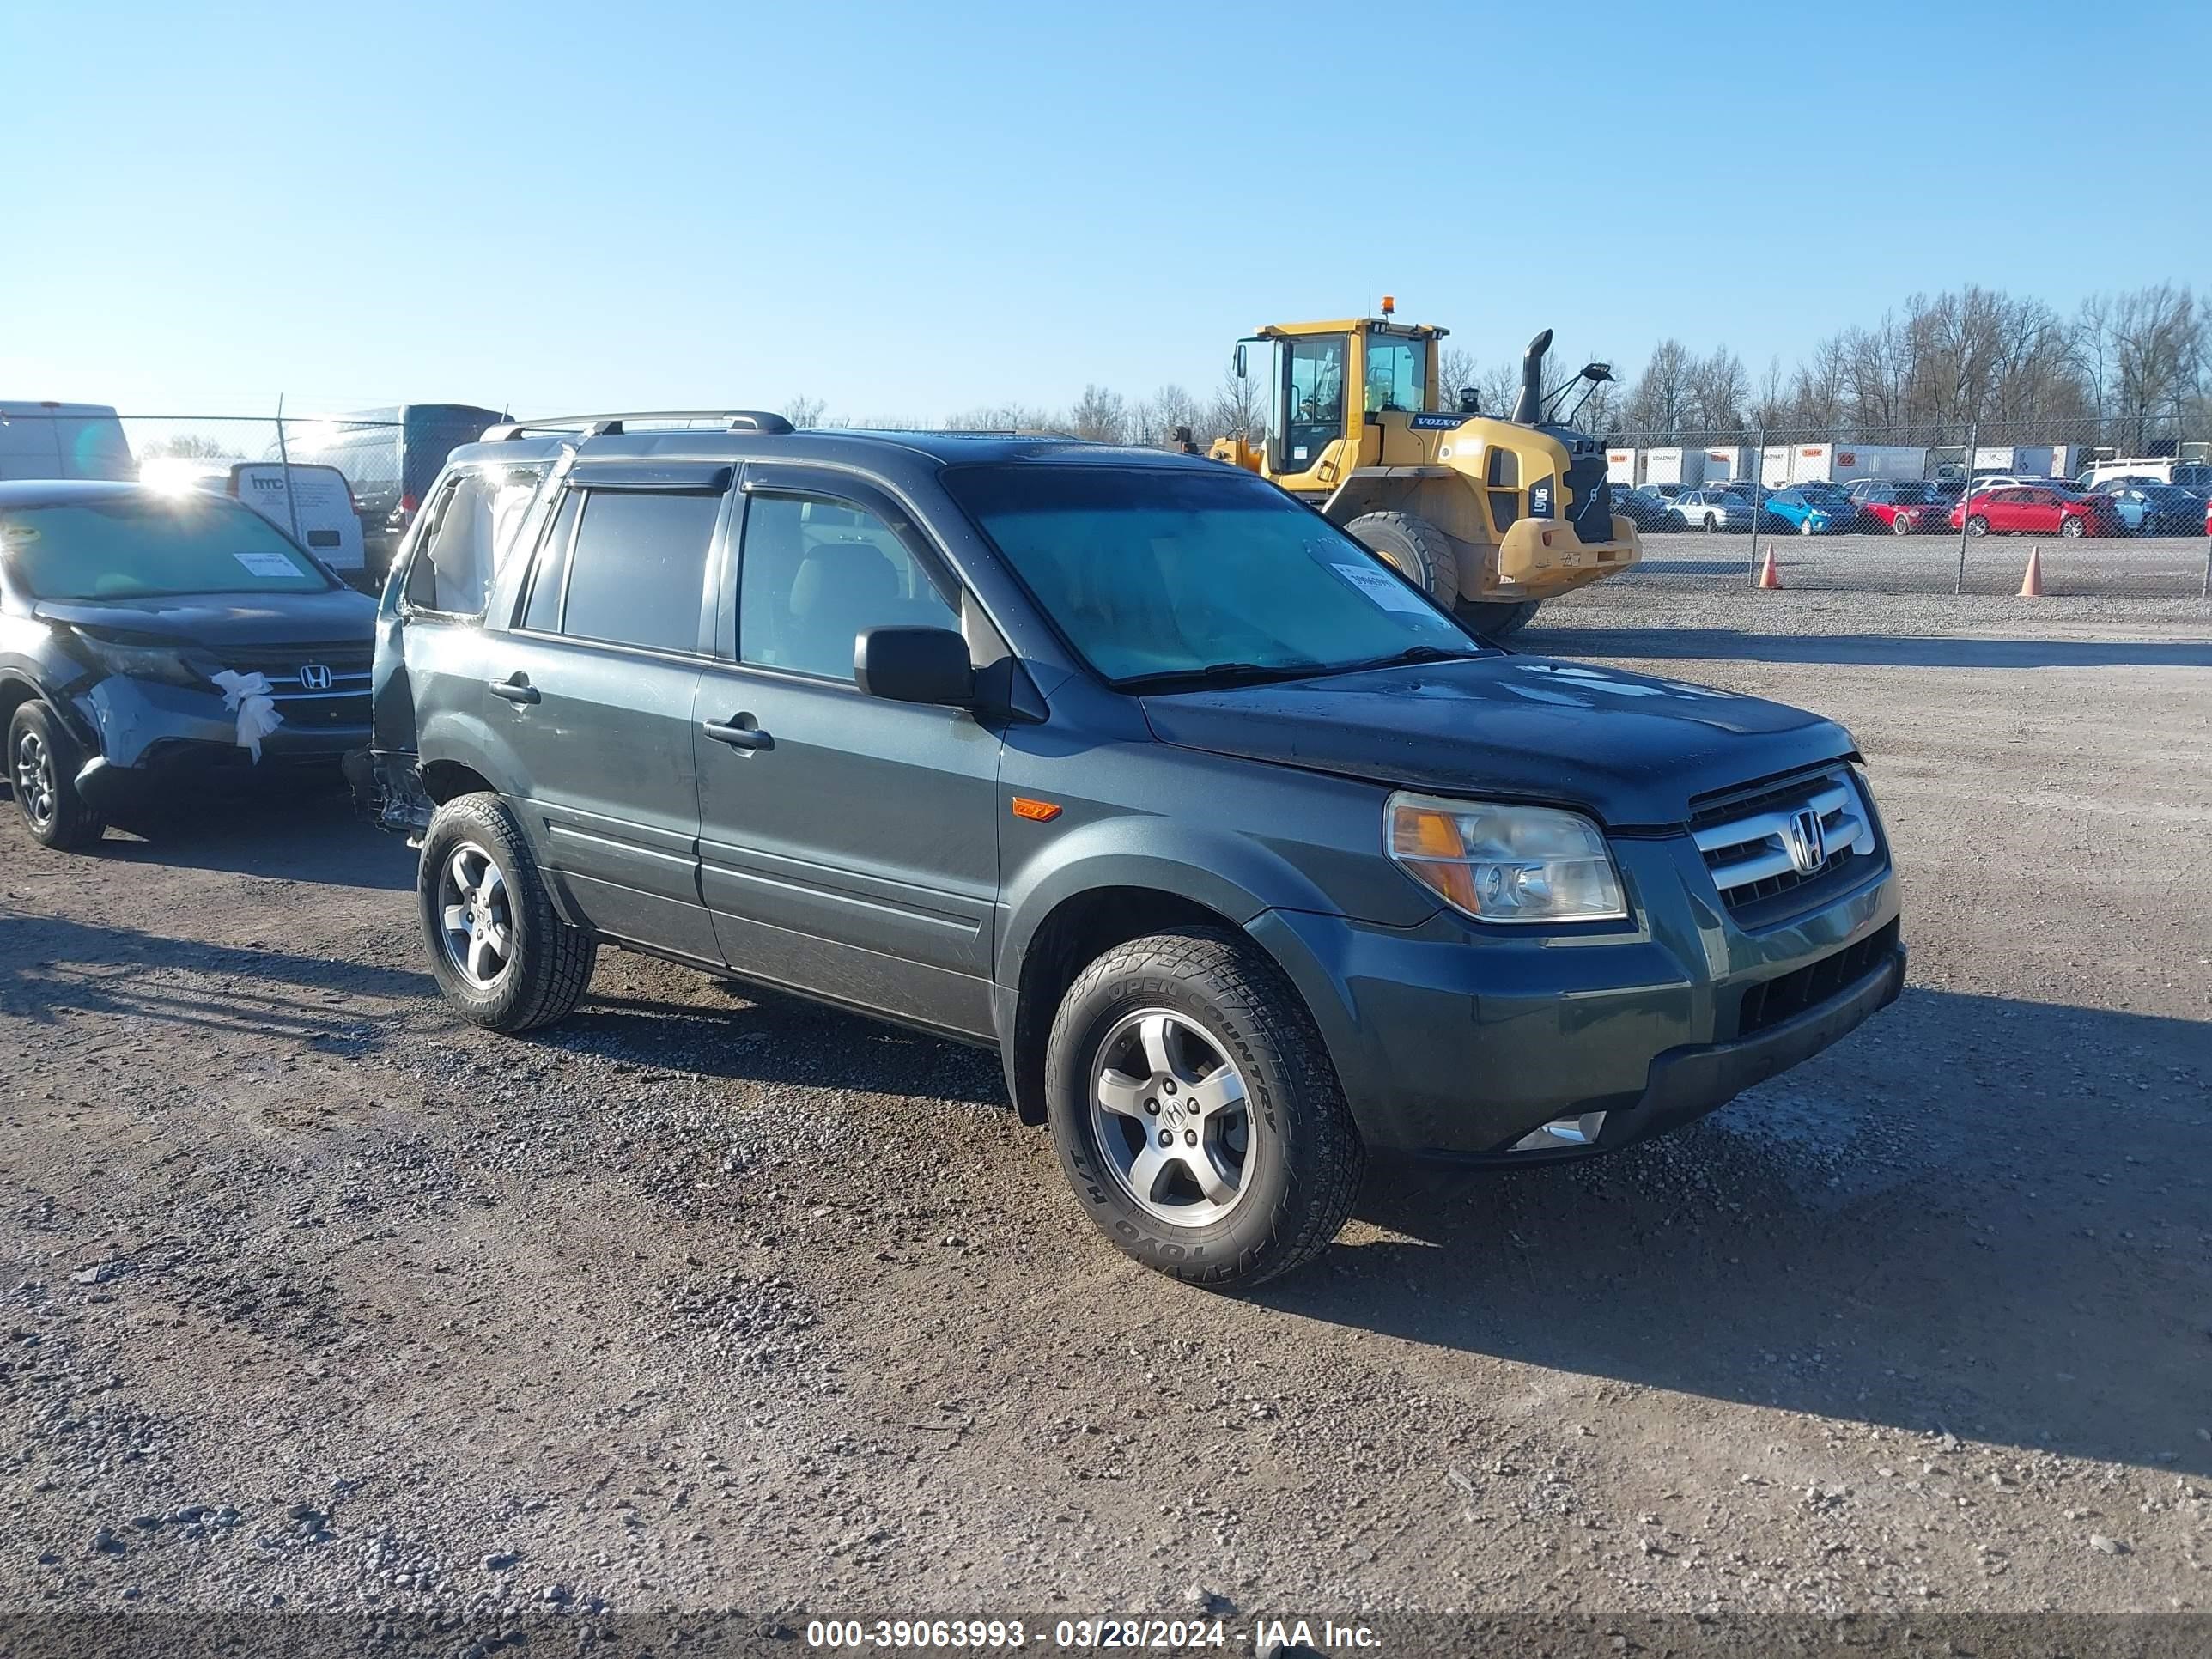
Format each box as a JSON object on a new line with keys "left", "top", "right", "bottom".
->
{"left": 1235, "top": 342, "right": 1249, "bottom": 380}
{"left": 1581, "top": 362, "right": 1614, "bottom": 384}
{"left": 854, "top": 626, "right": 974, "bottom": 708}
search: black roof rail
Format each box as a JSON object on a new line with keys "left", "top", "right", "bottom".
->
{"left": 484, "top": 410, "right": 796, "bottom": 441}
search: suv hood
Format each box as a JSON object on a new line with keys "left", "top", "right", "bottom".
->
{"left": 33, "top": 589, "right": 376, "bottom": 647}
{"left": 1139, "top": 654, "right": 1855, "bottom": 827}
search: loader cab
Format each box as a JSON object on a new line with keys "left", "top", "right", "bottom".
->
{"left": 1239, "top": 318, "right": 1444, "bottom": 494}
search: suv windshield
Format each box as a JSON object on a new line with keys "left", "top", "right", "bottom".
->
{"left": 944, "top": 465, "right": 1480, "bottom": 686}
{"left": 0, "top": 495, "right": 332, "bottom": 600}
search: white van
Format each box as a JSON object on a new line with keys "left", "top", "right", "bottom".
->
{"left": 2080, "top": 457, "right": 2212, "bottom": 493}
{"left": 0, "top": 401, "right": 134, "bottom": 481}
{"left": 198, "top": 462, "right": 368, "bottom": 580}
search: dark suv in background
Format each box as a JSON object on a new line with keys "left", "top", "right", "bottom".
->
{"left": 370, "top": 414, "right": 1904, "bottom": 1289}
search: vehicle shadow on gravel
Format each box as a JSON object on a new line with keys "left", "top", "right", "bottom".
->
{"left": 77, "top": 776, "right": 412, "bottom": 891}
{"left": 0, "top": 912, "right": 430, "bottom": 1042}
{"left": 1266, "top": 988, "right": 2211, "bottom": 1477}
{"left": 1535, "top": 628, "right": 2212, "bottom": 671}
{"left": 527, "top": 990, "right": 1007, "bottom": 1105}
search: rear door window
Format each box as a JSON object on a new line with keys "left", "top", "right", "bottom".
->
{"left": 556, "top": 488, "right": 724, "bottom": 654}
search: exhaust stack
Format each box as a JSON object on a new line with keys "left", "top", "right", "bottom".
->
{"left": 1510, "top": 330, "right": 1553, "bottom": 426}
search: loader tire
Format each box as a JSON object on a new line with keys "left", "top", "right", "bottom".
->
{"left": 1344, "top": 512, "right": 1461, "bottom": 611}
{"left": 1458, "top": 599, "right": 1540, "bottom": 640}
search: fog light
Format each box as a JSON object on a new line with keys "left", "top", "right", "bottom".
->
{"left": 1510, "top": 1112, "right": 1608, "bottom": 1152}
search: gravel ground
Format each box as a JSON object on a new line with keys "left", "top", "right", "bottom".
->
{"left": 1, "top": 592, "right": 2207, "bottom": 1654}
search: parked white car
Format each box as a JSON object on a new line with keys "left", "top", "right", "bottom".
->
{"left": 1666, "top": 485, "right": 1762, "bottom": 532}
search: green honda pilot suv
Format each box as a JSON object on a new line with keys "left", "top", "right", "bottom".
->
{"left": 368, "top": 412, "right": 1903, "bottom": 1289}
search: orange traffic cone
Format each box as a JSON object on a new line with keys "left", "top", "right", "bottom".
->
{"left": 1757, "top": 547, "right": 1782, "bottom": 589}
{"left": 2018, "top": 545, "right": 2045, "bottom": 598}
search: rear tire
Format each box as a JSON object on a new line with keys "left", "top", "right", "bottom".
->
{"left": 1891, "top": 513, "right": 1914, "bottom": 536}
{"left": 418, "top": 793, "right": 596, "bottom": 1032}
{"left": 1045, "top": 927, "right": 1364, "bottom": 1291}
{"left": 1704, "top": 512, "right": 1721, "bottom": 532}
{"left": 8, "top": 702, "right": 105, "bottom": 852}
{"left": 1458, "top": 599, "right": 1540, "bottom": 639}
{"left": 1343, "top": 511, "right": 1461, "bottom": 610}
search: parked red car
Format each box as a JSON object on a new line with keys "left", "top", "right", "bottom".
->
{"left": 1845, "top": 479, "right": 1951, "bottom": 534}
{"left": 1948, "top": 485, "right": 2123, "bottom": 539}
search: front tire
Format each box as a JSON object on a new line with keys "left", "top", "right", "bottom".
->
{"left": 8, "top": 702, "right": 104, "bottom": 851}
{"left": 2059, "top": 514, "right": 2086, "bottom": 538}
{"left": 1045, "top": 928, "right": 1364, "bottom": 1290}
{"left": 1458, "top": 598, "right": 1540, "bottom": 638}
{"left": 418, "top": 793, "right": 596, "bottom": 1032}
{"left": 1343, "top": 511, "right": 1461, "bottom": 610}
{"left": 1966, "top": 515, "right": 1990, "bottom": 538}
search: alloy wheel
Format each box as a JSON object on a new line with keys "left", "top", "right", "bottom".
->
{"left": 1089, "top": 1008, "right": 1254, "bottom": 1228}
{"left": 13, "top": 730, "right": 56, "bottom": 830}
{"left": 437, "top": 841, "right": 515, "bottom": 988}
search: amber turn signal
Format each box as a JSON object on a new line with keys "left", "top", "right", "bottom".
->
{"left": 1011, "top": 797, "right": 1062, "bottom": 823}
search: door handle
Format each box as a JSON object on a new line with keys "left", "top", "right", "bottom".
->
{"left": 489, "top": 676, "right": 540, "bottom": 705}
{"left": 702, "top": 716, "right": 771, "bottom": 750}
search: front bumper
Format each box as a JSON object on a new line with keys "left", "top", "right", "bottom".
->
{"left": 69, "top": 676, "right": 367, "bottom": 807}
{"left": 1250, "top": 832, "right": 1904, "bottom": 1160}
{"left": 1491, "top": 514, "right": 1641, "bottom": 600}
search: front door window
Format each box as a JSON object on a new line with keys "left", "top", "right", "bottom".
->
{"left": 1279, "top": 335, "right": 1347, "bottom": 474}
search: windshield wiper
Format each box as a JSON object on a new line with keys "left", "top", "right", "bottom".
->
{"left": 1115, "top": 659, "right": 1326, "bottom": 692}
{"left": 1323, "top": 643, "right": 1486, "bottom": 675}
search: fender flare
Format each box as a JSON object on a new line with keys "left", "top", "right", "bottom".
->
{"left": 997, "top": 817, "right": 1346, "bottom": 988}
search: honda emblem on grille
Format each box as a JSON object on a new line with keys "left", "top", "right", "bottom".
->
{"left": 298, "top": 663, "right": 333, "bottom": 691}
{"left": 1783, "top": 807, "right": 1827, "bottom": 876}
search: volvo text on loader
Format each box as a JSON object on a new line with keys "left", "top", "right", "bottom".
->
{"left": 1209, "top": 308, "right": 1638, "bottom": 636}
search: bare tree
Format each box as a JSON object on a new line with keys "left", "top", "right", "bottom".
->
{"left": 780, "top": 395, "right": 827, "bottom": 428}
{"left": 2105, "top": 284, "right": 2203, "bottom": 451}
{"left": 1206, "top": 360, "right": 1267, "bottom": 448}
{"left": 1685, "top": 347, "right": 1747, "bottom": 434}
{"left": 1068, "top": 385, "right": 1128, "bottom": 444}
{"left": 1749, "top": 355, "right": 1790, "bottom": 434}
{"left": 1624, "top": 339, "right": 1694, "bottom": 441}
{"left": 141, "top": 434, "right": 240, "bottom": 460}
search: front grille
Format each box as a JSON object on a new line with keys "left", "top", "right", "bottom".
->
{"left": 1738, "top": 919, "right": 1900, "bottom": 1038}
{"left": 211, "top": 644, "right": 371, "bottom": 699}
{"left": 1692, "top": 768, "right": 1882, "bottom": 921}
{"left": 204, "top": 643, "right": 372, "bottom": 730}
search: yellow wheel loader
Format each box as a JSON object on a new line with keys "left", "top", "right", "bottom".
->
{"left": 1209, "top": 309, "right": 1638, "bottom": 636}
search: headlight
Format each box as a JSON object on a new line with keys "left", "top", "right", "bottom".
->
{"left": 68, "top": 631, "right": 211, "bottom": 690}
{"left": 1386, "top": 792, "right": 1627, "bottom": 924}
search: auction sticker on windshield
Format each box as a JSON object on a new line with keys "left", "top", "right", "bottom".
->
{"left": 234, "top": 550, "right": 300, "bottom": 579}
{"left": 1331, "top": 561, "right": 1431, "bottom": 612}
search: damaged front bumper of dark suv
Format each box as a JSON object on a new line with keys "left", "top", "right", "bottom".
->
{"left": 56, "top": 672, "right": 369, "bottom": 812}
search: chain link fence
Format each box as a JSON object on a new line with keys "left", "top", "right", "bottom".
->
{"left": 1592, "top": 417, "right": 2212, "bottom": 602}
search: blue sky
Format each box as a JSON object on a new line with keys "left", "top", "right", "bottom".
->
{"left": 4, "top": 0, "right": 2207, "bottom": 421}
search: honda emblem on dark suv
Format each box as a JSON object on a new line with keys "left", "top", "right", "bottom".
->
{"left": 297, "top": 663, "right": 333, "bottom": 691}
{"left": 1784, "top": 807, "right": 1828, "bottom": 875}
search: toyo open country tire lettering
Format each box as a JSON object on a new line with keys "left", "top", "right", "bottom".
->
{"left": 1044, "top": 927, "right": 1364, "bottom": 1290}
{"left": 8, "top": 701, "right": 104, "bottom": 852}
{"left": 417, "top": 793, "right": 596, "bottom": 1032}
